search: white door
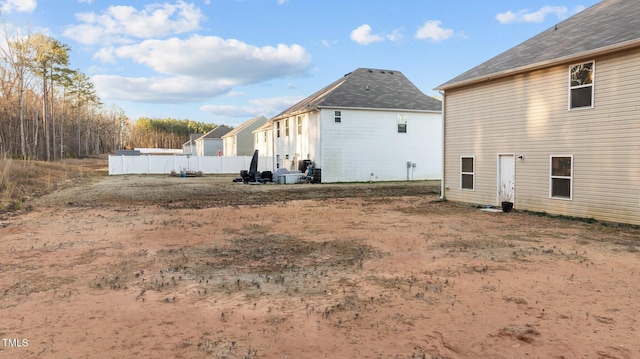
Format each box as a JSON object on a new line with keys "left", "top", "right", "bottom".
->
{"left": 498, "top": 154, "right": 515, "bottom": 204}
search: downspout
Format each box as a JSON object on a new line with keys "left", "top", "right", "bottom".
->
{"left": 271, "top": 120, "right": 276, "bottom": 171}
{"left": 439, "top": 90, "right": 446, "bottom": 201}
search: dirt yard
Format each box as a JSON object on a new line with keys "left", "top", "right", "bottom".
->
{"left": 1, "top": 173, "right": 639, "bottom": 358}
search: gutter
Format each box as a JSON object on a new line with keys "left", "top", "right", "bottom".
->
{"left": 316, "top": 105, "right": 440, "bottom": 114}
{"left": 438, "top": 38, "right": 640, "bottom": 91}
{"left": 439, "top": 90, "right": 446, "bottom": 201}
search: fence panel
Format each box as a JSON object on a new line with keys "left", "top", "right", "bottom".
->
{"left": 109, "top": 155, "right": 274, "bottom": 175}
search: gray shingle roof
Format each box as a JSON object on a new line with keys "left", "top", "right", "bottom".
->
{"left": 273, "top": 68, "right": 441, "bottom": 120}
{"left": 202, "top": 125, "right": 233, "bottom": 139}
{"left": 222, "top": 115, "right": 268, "bottom": 138}
{"left": 439, "top": 0, "right": 640, "bottom": 89}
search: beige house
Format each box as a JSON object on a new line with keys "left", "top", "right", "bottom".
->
{"left": 437, "top": 0, "right": 640, "bottom": 225}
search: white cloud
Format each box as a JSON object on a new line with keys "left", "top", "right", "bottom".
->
{"left": 200, "top": 96, "right": 304, "bottom": 118}
{"left": 91, "top": 35, "right": 312, "bottom": 103}
{"left": 112, "top": 35, "right": 311, "bottom": 81}
{"left": 1, "top": 0, "right": 36, "bottom": 13}
{"left": 93, "top": 47, "right": 117, "bottom": 64}
{"left": 414, "top": 20, "right": 454, "bottom": 42}
{"left": 92, "top": 75, "right": 235, "bottom": 103}
{"left": 386, "top": 28, "right": 404, "bottom": 43}
{"left": 496, "top": 6, "right": 584, "bottom": 24}
{"left": 350, "top": 24, "right": 384, "bottom": 45}
{"left": 63, "top": 1, "right": 205, "bottom": 45}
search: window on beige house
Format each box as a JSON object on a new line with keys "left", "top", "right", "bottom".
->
{"left": 285, "top": 119, "right": 290, "bottom": 137}
{"left": 276, "top": 122, "right": 281, "bottom": 137}
{"left": 569, "top": 61, "right": 594, "bottom": 109}
{"left": 461, "top": 156, "right": 474, "bottom": 190}
{"left": 297, "top": 116, "right": 302, "bottom": 135}
{"left": 551, "top": 156, "right": 572, "bottom": 199}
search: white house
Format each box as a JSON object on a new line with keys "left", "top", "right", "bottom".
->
{"left": 194, "top": 125, "right": 232, "bottom": 156}
{"left": 182, "top": 133, "right": 203, "bottom": 155}
{"left": 253, "top": 121, "right": 273, "bottom": 158}
{"left": 270, "top": 68, "right": 442, "bottom": 183}
{"left": 222, "top": 115, "right": 269, "bottom": 156}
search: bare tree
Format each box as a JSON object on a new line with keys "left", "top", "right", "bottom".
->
{"left": 0, "top": 24, "right": 36, "bottom": 159}
{"left": 30, "top": 34, "right": 70, "bottom": 161}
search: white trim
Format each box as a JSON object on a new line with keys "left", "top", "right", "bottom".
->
{"left": 568, "top": 60, "right": 595, "bottom": 110}
{"left": 437, "top": 38, "right": 640, "bottom": 91}
{"left": 460, "top": 155, "right": 475, "bottom": 191}
{"left": 550, "top": 155, "right": 574, "bottom": 200}
{"left": 496, "top": 153, "right": 516, "bottom": 204}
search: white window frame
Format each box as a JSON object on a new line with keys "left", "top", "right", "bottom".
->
{"left": 568, "top": 61, "right": 595, "bottom": 110}
{"left": 276, "top": 122, "right": 281, "bottom": 138}
{"left": 550, "top": 155, "right": 573, "bottom": 200}
{"left": 285, "top": 119, "right": 290, "bottom": 137}
{"left": 460, "top": 156, "right": 475, "bottom": 191}
{"left": 297, "top": 115, "right": 302, "bottom": 135}
{"left": 334, "top": 110, "right": 342, "bottom": 123}
{"left": 397, "top": 113, "right": 407, "bottom": 133}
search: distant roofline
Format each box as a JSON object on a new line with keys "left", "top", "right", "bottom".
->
{"left": 438, "top": 37, "right": 640, "bottom": 91}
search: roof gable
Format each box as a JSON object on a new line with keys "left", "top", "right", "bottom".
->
{"left": 273, "top": 68, "right": 441, "bottom": 119}
{"left": 439, "top": 0, "right": 640, "bottom": 89}
{"left": 201, "top": 125, "right": 233, "bottom": 139}
{"left": 222, "top": 115, "right": 268, "bottom": 138}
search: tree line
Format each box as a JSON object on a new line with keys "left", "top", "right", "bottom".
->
{"left": 0, "top": 25, "right": 220, "bottom": 160}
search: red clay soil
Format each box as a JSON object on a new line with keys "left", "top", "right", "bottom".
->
{"left": 0, "top": 175, "right": 638, "bottom": 358}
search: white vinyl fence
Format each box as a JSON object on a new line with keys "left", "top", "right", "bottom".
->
{"left": 108, "top": 155, "right": 274, "bottom": 175}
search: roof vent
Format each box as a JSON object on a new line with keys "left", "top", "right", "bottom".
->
{"left": 368, "top": 69, "right": 373, "bottom": 73}
{"left": 380, "top": 70, "right": 386, "bottom": 74}
{"left": 389, "top": 71, "right": 394, "bottom": 74}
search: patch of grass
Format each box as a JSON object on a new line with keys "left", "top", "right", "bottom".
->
{"left": 0, "top": 158, "right": 106, "bottom": 213}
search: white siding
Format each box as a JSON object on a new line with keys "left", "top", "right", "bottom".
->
{"left": 194, "top": 138, "right": 223, "bottom": 156}
{"left": 254, "top": 128, "right": 273, "bottom": 158}
{"left": 319, "top": 108, "right": 442, "bottom": 183}
{"left": 222, "top": 136, "right": 236, "bottom": 156}
{"left": 274, "top": 114, "right": 319, "bottom": 170}
{"left": 444, "top": 47, "right": 640, "bottom": 225}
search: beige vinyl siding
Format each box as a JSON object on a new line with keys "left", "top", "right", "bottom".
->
{"left": 444, "top": 46, "right": 640, "bottom": 225}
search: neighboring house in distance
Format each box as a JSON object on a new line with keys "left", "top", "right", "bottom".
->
{"left": 253, "top": 121, "right": 273, "bottom": 158}
{"left": 271, "top": 67, "right": 442, "bottom": 183}
{"left": 182, "top": 133, "right": 203, "bottom": 155}
{"left": 222, "top": 115, "right": 269, "bottom": 156}
{"left": 194, "top": 125, "right": 232, "bottom": 156}
{"left": 437, "top": 0, "right": 640, "bottom": 225}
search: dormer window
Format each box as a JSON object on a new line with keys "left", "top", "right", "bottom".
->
{"left": 569, "top": 61, "right": 594, "bottom": 109}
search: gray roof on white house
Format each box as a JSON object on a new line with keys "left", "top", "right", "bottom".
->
{"left": 222, "top": 115, "right": 268, "bottom": 138}
{"left": 273, "top": 68, "right": 441, "bottom": 120}
{"left": 439, "top": 0, "right": 640, "bottom": 90}
{"left": 200, "top": 125, "right": 233, "bottom": 139}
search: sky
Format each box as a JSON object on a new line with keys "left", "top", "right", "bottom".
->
{"left": 2, "top": 0, "right": 600, "bottom": 127}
